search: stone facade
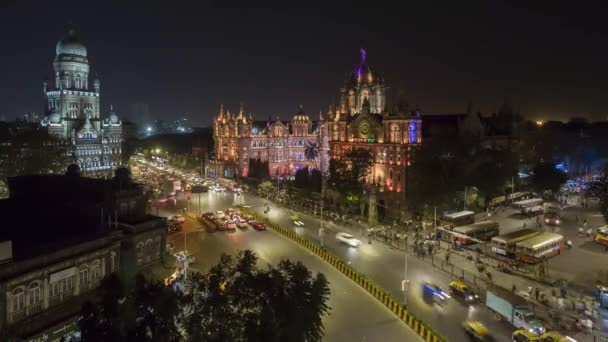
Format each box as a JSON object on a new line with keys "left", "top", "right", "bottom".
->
{"left": 326, "top": 50, "right": 422, "bottom": 214}
{"left": 212, "top": 104, "right": 329, "bottom": 178}
{"left": 0, "top": 174, "right": 166, "bottom": 341}
{"left": 40, "top": 28, "right": 122, "bottom": 175}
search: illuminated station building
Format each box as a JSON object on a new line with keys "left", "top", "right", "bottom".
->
{"left": 212, "top": 50, "right": 422, "bottom": 209}
{"left": 327, "top": 50, "right": 421, "bottom": 202}
{"left": 211, "top": 104, "right": 328, "bottom": 178}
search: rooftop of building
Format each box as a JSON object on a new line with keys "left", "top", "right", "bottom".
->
{"left": 0, "top": 169, "right": 162, "bottom": 261}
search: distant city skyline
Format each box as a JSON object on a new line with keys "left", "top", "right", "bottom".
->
{"left": 1, "top": 2, "right": 607, "bottom": 126}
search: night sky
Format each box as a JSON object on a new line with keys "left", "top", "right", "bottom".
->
{"left": 1, "top": 1, "right": 607, "bottom": 126}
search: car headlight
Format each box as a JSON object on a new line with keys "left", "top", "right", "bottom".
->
{"left": 466, "top": 295, "right": 473, "bottom": 300}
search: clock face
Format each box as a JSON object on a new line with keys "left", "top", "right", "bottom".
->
{"left": 359, "top": 121, "right": 370, "bottom": 135}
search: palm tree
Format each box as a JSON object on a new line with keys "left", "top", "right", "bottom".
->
{"left": 304, "top": 141, "right": 319, "bottom": 169}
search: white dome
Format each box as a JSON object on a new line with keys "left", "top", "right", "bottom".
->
{"left": 109, "top": 114, "right": 119, "bottom": 124}
{"left": 56, "top": 28, "right": 87, "bottom": 57}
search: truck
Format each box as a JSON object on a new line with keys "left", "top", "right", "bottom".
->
{"left": 486, "top": 286, "right": 544, "bottom": 334}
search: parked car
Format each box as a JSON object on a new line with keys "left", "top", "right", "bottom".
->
{"left": 221, "top": 222, "right": 237, "bottom": 231}
{"left": 335, "top": 232, "right": 361, "bottom": 247}
{"left": 237, "top": 219, "right": 248, "bottom": 229}
{"left": 251, "top": 220, "right": 266, "bottom": 231}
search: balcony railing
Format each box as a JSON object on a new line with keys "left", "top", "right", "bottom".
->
{"left": 8, "top": 309, "right": 26, "bottom": 323}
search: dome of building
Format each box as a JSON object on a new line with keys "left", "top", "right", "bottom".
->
{"left": 109, "top": 113, "right": 119, "bottom": 124}
{"left": 293, "top": 105, "right": 310, "bottom": 122}
{"left": 56, "top": 28, "right": 87, "bottom": 57}
{"left": 49, "top": 112, "right": 61, "bottom": 124}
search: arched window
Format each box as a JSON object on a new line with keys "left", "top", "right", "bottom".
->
{"left": 390, "top": 124, "right": 401, "bottom": 143}
{"left": 28, "top": 282, "right": 41, "bottom": 307}
{"left": 136, "top": 242, "right": 144, "bottom": 265}
{"left": 12, "top": 287, "right": 25, "bottom": 313}
{"left": 79, "top": 265, "right": 90, "bottom": 288}
{"left": 120, "top": 202, "right": 128, "bottom": 216}
{"left": 91, "top": 260, "right": 101, "bottom": 283}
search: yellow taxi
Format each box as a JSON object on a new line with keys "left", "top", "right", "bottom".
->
{"left": 462, "top": 320, "right": 490, "bottom": 341}
{"left": 450, "top": 280, "right": 479, "bottom": 302}
{"left": 540, "top": 331, "right": 574, "bottom": 342}
{"left": 512, "top": 329, "right": 540, "bottom": 342}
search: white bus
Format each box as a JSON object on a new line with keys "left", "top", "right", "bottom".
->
{"left": 453, "top": 221, "right": 500, "bottom": 244}
{"left": 515, "top": 232, "right": 564, "bottom": 263}
{"left": 442, "top": 211, "right": 475, "bottom": 228}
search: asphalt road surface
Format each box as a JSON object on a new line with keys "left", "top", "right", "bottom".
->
{"left": 166, "top": 214, "right": 422, "bottom": 342}
{"left": 160, "top": 190, "right": 515, "bottom": 342}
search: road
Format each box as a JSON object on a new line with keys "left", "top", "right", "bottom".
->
{"left": 161, "top": 189, "right": 513, "bottom": 342}
{"left": 140, "top": 158, "right": 601, "bottom": 340}
{"left": 165, "top": 213, "right": 422, "bottom": 342}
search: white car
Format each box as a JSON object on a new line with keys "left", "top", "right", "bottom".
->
{"left": 294, "top": 221, "right": 305, "bottom": 226}
{"left": 236, "top": 219, "right": 248, "bottom": 229}
{"left": 336, "top": 232, "right": 361, "bottom": 247}
{"left": 169, "top": 215, "right": 186, "bottom": 223}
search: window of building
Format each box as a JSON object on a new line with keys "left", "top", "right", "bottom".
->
{"left": 28, "top": 282, "right": 41, "bottom": 306}
{"left": 79, "top": 265, "right": 90, "bottom": 287}
{"left": 390, "top": 124, "right": 401, "bottom": 143}
{"left": 91, "top": 260, "right": 101, "bottom": 283}
{"left": 11, "top": 288, "right": 25, "bottom": 313}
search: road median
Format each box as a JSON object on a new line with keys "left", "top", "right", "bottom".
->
{"left": 241, "top": 208, "right": 445, "bottom": 342}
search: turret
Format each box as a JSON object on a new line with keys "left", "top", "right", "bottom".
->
{"left": 93, "top": 78, "right": 100, "bottom": 93}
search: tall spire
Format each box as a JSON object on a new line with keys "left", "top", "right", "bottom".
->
{"left": 218, "top": 104, "right": 224, "bottom": 121}
{"left": 360, "top": 48, "right": 367, "bottom": 63}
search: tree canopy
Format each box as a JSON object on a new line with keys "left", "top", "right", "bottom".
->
{"left": 530, "top": 162, "right": 568, "bottom": 194}
{"left": 328, "top": 148, "right": 373, "bottom": 201}
{"left": 72, "top": 250, "right": 330, "bottom": 342}
{"left": 408, "top": 135, "right": 517, "bottom": 211}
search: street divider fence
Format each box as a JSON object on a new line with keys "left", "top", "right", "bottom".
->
{"left": 241, "top": 208, "right": 445, "bottom": 342}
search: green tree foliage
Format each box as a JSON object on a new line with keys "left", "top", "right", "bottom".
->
{"left": 183, "top": 250, "right": 331, "bottom": 342}
{"left": 531, "top": 162, "right": 568, "bottom": 193}
{"left": 54, "top": 251, "right": 332, "bottom": 342}
{"left": 248, "top": 158, "right": 270, "bottom": 179}
{"left": 295, "top": 166, "right": 310, "bottom": 189}
{"left": 408, "top": 135, "right": 517, "bottom": 211}
{"left": 258, "top": 180, "right": 275, "bottom": 199}
{"left": 328, "top": 148, "right": 373, "bottom": 200}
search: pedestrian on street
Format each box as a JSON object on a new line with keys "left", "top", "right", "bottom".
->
{"left": 583, "top": 219, "right": 588, "bottom": 229}
{"left": 523, "top": 222, "right": 527, "bottom": 229}
{"left": 512, "top": 284, "right": 517, "bottom": 293}
{"left": 587, "top": 228, "right": 593, "bottom": 238}
{"left": 566, "top": 240, "right": 573, "bottom": 249}
{"left": 535, "top": 287, "right": 540, "bottom": 301}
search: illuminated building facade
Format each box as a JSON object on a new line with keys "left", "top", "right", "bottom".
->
{"left": 40, "top": 28, "right": 122, "bottom": 175}
{"left": 212, "top": 104, "right": 328, "bottom": 178}
{"left": 327, "top": 49, "right": 422, "bottom": 208}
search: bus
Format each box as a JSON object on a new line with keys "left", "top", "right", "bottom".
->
{"left": 594, "top": 226, "right": 608, "bottom": 246}
{"left": 515, "top": 232, "right": 564, "bottom": 263}
{"left": 442, "top": 211, "right": 475, "bottom": 228}
{"left": 452, "top": 221, "right": 500, "bottom": 244}
{"left": 491, "top": 229, "right": 541, "bottom": 257}
{"left": 512, "top": 198, "right": 543, "bottom": 209}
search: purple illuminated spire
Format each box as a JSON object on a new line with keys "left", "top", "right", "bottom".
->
{"left": 360, "top": 48, "right": 367, "bottom": 62}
